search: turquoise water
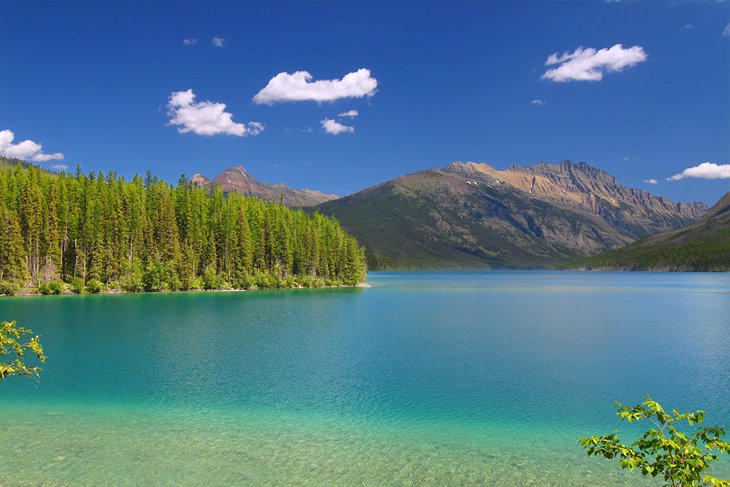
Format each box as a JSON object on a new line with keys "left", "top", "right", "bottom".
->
{"left": 1, "top": 271, "right": 729, "bottom": 485}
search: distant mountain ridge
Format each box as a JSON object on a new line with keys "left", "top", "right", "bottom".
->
{"left": 192, "top": 165, "right": 338, "bottom": 207}
{"left": 445, "top": 161, "right": 707, "bottom": 237}
{"left": 563, "top": 192, "right": 730, "bottom": 271}
{"left": 316, "top": 160, "right": 708, "bottom": 270}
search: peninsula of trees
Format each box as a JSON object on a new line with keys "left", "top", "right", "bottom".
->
{"left": 0, "top": 159, "right": 366, "bottom": 295}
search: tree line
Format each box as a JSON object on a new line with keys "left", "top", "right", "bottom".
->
{"left": 561, "top": 229, "right": 730, "bottom": 272}
{"left": 0, "top": 159, "right": 366, "bottom": 294}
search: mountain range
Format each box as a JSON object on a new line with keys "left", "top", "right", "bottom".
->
{"left": 315, "top": 161, "right": 708, "bottom": 269}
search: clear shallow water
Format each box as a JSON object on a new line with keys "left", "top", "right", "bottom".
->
{"left": 1, "top": 271, "right": 729, "bottom": 485}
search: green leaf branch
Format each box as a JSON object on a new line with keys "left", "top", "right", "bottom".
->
{"left": 580, "top": 397, "right": 730, "bottom": 486}
{"left": 0, "top": 320, "right": 46, "bottom": 381}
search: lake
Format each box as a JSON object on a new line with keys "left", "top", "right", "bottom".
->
{"left": 1, "top": 271, "right": 729, "bottom": 485}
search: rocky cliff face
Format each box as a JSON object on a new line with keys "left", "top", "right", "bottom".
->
{"left": 700, "top": 191, "right": 730, "bottom": 221}
{"left": 192, "top": 166, "right": 337, "bottom": 207}
{"left": 444, "top": 161, "right": 707, "bottom": 238}
{"left": 317, "top": 160, "right": 708, "bottom": 269}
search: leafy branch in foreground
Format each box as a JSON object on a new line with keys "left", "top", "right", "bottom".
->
{"left": 0, "top": 320, "right": 46, "bottom": 381}
{"left": 580, "top": 397, "right": 730, "bottom": 486}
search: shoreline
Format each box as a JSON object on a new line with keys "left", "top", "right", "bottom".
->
{"left": 1, "top": 281, "right": 371, "bottom": 298}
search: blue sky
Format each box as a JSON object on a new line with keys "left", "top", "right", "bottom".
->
{"left": 2, "top": 0, "right": 729, "bottom": 204}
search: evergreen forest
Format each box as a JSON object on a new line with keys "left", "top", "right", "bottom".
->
{"left": 0, "top": 158, "right": 366, "bottom": 295}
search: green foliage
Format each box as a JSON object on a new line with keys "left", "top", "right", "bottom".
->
{"left": 0, "top": 159, "right": 366, "bottom": 294}
{"left": 69, "top": 277, "right": 85, "bottom": 294}
{"left": 38, "top": 280, "right": 64, "bottom": 295}
{"left": 0, "top": 320, "right": 46, "bottom": 381}
{"left": 0, "top": 280, "right": 18, "bottom": 296}
{"left": 85, "top": 279, "right": 103, "bottom": 294}
{"left": 142, "top": 261, "right": 173, "bottom": 292}
{"left": 564, "top": 231, "right": 730, "bottom": 271}
{"left": 119, "top": 263, "right": 144, "bottom": 292}
{"left": 202, "top": 265, "right": 227, "bottom": 290}
{"left": 580, "top": 397, "right": 730, "bottom": 486}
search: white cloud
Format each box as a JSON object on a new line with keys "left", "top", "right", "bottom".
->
{"left": 723, "top": 23, "right": 730, "bottom": 37}
{"left": 338, "top": 109, "right": 359, "bottom": 118}
{"left": 211, "top": 37, "right": 225, "bottom": 47}
{"left": 668, "top": 162, "right": 730, "bottom": 181}
{"left": 321, "top": 118, "right": 354, "bottom": 135}
{"left": 542, "top": 44, "right": 647, "bottom": 82}
{"left": 643, "top": 179, "right": 658, "bottom": 184}
{"left": 167, "top": 89, "right": 263, "bottom": 137}
{"left": 32, "top": 152, "right": 64, "bottom": 162}
{"left": 531, "top": 99, "right": 545, "bottom": 105}
{"left": 0, "top": 129, "right": 64, "bottom": 162}
{"left": 51, "top": 164, "right": 69, "bottom": 171}
{"left": 183, "top": 38, "right": 198, "bottom": 46}
{"left": 253, "top": 68, "right": 378, "bottom": 104}
{"left": 683, "top": 24, "right": 695, "bottom": 30}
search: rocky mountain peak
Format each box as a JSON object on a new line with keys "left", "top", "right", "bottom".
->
{"left": 191, "top": 173, "right": 210, "bottom": 186}
{"left": 193, "top": 165, "right": 338, "bottom": 207}
{"left": 228, "top": 165, "right": 252, "bottom": 177}
{"left": 443, "top": 161, "right": 498, "bottom": 176}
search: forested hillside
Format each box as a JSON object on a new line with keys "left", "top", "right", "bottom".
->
{"left": 0, "top": 159, "right": 366, "bottom": 295}
{"left": 562, "top": 192, "right": 730, "bottom": 272}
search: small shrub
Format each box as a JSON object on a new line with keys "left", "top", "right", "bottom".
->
{"left": 120, "top": 268, "right": 144, "bottom": 293}
{"left": 70, "top": 277, "right": 85, "bottom": 294}
{"left": 38, "top": 281, "right": 63, "bottom": 295}
{"left": 48, "top": 281, "right": 63, "bottom": 294}
{"left": 85, "top": 279, "right": 103, "bottom": 294}
{"left": 236, "top": 273, "right": 255, "bottom": 290}
{"left": 177, "top": 273, "right": 193, "bottom": 291}
{"left": 141, "top": 262, "right": 181, "bottom": 292}
{"left": 0, "top": 281, "right": 18, "bottom": 296}
{"left": 190, "top": 276, "right": 204, "bottom": 290}
{"left": 202, "top": 266, "right": 228, "bottom": 290}
{"left": 254, "top": 271, "right": 275, "bottom": 289}
{"left": 281, "top": 276, "right": 297, "bottom": 288}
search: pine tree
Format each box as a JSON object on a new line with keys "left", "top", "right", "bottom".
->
{"left": 19, "top": 176, "right": 44, "bottom": 283}
{"left": 42, "top": 181, "right": 63, "bottom": 281}
{"left": 0, "top": 206, "right": 29, "bottom": 283}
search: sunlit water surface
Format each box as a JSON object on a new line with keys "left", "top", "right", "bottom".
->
{"left": 1, "top": 271, "right": 728, "bottom": 485}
